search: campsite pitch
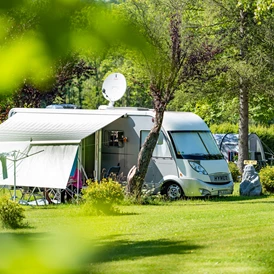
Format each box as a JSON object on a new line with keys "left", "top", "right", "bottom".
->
{"left": 0, "top": 193, "right": 274, "bottom": 274}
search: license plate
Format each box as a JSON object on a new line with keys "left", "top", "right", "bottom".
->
{"left": 219, "top": 190, "right": 231, "bottom": 195}
{"left": 214, "top": 176, "right": 228, "bottom": 181}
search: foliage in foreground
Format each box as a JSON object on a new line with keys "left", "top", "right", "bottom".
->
{"left": 0, "top": 195, "right": 26, "bottom": 229}
{"left": 259, "top": 165, "right": 274, "bottom": 194}
{"left": 82, "top": 178, "right": 125, "bottom": 215}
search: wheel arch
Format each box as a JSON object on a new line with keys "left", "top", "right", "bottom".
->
{"left": 159, "top": 175, "right": 184, "bottom": 192}
{"left": 160, "top": 180, "right": 185, "bottom": 197}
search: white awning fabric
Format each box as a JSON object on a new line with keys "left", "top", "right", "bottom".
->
{"left": 0, "top": 111, "right": 125, "bottom": 142}
{"left": 0, "top": 110, "right": 126, "bottom": 188}
{"left": 0, "top": 144, "right": 78, "bottom": 189}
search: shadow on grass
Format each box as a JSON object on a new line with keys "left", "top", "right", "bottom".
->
{"left": 0, "top": 233, "right": 201, "bottom": 263}
{"left": 206, "top": 194, "right": 274, "bottom": 203}
{"left": 167, "top": 195, "right": 271, "bottom": 205}
{"left": 0, "top": 232, "right": 49, "bottom": 242}
{"left": 88, "top": 238, "right": 202, "bottom": 263}
{"left": 0, "top": 233, "right": 201, "bottom": 261}
{"left": 0, "top": 232, "right": 202, "bottom": 274}
{"left": 1, "top": 232, "right": 274, "bottom": 274}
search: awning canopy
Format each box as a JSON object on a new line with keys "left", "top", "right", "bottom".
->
{"left": 0, "top": 111, "right": 125, "bottom": 142}
{"left": 0, "top": 144, "right": 78, "bottom": 189}
{"left": 0, "top": 110, "right": 126, "bottom": 188}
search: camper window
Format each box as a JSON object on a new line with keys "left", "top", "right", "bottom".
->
{"left": 169, "top": 131, "right": 223, "bottom": 160}
{"left": 104, "top": 130, "right": 124, "bottom": 148}
{"left": 141, "top": 130, "right": 171, "bottom": 157}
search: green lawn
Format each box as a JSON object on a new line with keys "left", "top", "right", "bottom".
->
{"left": 1, "top": 187, "right": 274, "bottom": 274}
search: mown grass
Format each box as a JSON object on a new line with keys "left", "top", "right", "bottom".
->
{"left": 0, "top": 185, "right": 274, "bottom": 274}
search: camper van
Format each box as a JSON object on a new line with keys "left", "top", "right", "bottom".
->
{"left": 0, "top": 106, "right": 234, "bottom": 199}
{"left": 99, "top": 108, "right": 234, "bottom": 198}
{"left": 0, "top": 73, "right": 233, "bottom": 199}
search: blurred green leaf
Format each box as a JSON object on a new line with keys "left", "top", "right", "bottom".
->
{"left": 0, "top": 0, "right": 149, "bottom": 94}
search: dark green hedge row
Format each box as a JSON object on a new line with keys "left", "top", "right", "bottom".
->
{"left": 210, "top": 123, "right": 274, "bottom": 158}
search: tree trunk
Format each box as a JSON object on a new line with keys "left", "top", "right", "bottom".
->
{"left": 238, "top": 77, "right": 249, "bottom": 173}
{"left": 126, "top": 11, "right": 181, "bottom": 200}
{"left": 237, "top": 8, "right": 249, "bottom": 173}
{"left": 127, "top": 108, "right": 164, "bottom": 199}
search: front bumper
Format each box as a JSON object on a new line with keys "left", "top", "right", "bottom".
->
{"left": 180, "top": 178, "right": 234, "bottom": 197}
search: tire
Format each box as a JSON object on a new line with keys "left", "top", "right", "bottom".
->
{"left": 162, "top": 182, "right": 183, "bottom": 200}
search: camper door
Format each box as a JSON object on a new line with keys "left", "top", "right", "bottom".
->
{"left": 140, "top": 130, "right": 177, "bottom": 188}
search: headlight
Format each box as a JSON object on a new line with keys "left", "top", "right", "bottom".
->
{"left": 189, "top": 161, "right": 208, "bottom": 175}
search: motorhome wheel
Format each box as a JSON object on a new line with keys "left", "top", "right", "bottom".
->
{"left": 163, "top": 183, "right": 183, "bottom": 200}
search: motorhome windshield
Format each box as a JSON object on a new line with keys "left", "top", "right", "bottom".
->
{"left": 169, "top": 131, "right": 223, "bottom": 160}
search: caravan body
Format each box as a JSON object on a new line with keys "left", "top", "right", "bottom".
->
{"left": 99, "top": 107, "right": 233, "bottom": 198}
{"left": 0, "top": 107, "right": 233, "bottom": 198}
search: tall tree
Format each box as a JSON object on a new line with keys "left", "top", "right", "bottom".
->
{"left": 167, "top": 0, "right": 274, "bottom": 172}
{"left": 123, "top": 0, "right": 224, "bottom": 198}
{"left": 237, "top": 6, "right": 249, "bottom": 173}
{"left": 202, "top": 0, "right": 274, "bottom": 172}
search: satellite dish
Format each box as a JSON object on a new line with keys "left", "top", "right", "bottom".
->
{"left": 102, "top": 73, "right": 127, "bottom": 107}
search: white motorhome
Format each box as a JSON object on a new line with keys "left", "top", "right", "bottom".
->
{"left": 0, "top": 106, "right": 233, "bottom": 199}
{"left": 0, "top": 73, "right": 233, "bottom": 199}
{"left": 100, "top": 107, "right": 234, "bottom": 198}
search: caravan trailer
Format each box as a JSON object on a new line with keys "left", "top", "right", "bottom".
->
{"left": 0, "top": 73, "right": 233, "bottom": 199}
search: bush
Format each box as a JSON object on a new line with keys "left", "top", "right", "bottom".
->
{"left": 0, "top": 196, "right": 26, "bottom": 229}
{"left": 228, "top": 162, "right": 241, "bottom": 182}
{"left": 210, "top": 123, "right": 238, "bottom": 134}
{"left": 82, "top": 178, "right": 125, "bottom": 215}
{"left": 124, "top": 190, "right": 166, "bottom": 205}
{"left": 259, "top": 165, "right": 274, "bottom": 194}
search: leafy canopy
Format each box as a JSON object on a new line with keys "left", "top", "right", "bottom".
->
{"left": 0, "top": 0, "right": 150, "bottom": 94}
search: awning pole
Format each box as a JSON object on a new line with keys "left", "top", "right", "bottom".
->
{"left": 13, "top": 152, "right": 16, "bottom": 201}
{"left": 76, "top": 145, "right": 81, "bottom": 204}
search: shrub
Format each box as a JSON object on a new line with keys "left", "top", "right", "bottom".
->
{"left": 0, "top": 196, "right": 26, "bottom": 229}
{"left": 82, "top": 178, "right": 125, "bottom": 215}
{"left": 259, "top": 165, "right": 274, "bottom": 194}
{"left": 138, "top": 193, "right": 166, "bottom": 205}
{"left": 228, "top": 162, "right": 241, "bottom": 182}
{"left": 124, "top": 189, "right": 166, "bottom": 205}
{"left": 210, "top": 123, "right": 238, "bottom": 134}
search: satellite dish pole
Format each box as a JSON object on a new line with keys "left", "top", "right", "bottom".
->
{"left": 101, "top": 73, "right": 127, "bottom": 108}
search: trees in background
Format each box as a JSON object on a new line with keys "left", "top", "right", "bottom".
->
{"left": 1, "top": 0, "right": 274, "bottom": 196}
{"left": 0, "top": 57, "right": 95, "bottom": 121}
{"left": 163, "top": 0, "right": 274, "bottom": 172}
{"left": 121, "top": 0, "right": 226, "bottom": 197}
{"left": 204, "top": 0, "right": 274, "bottom": 172}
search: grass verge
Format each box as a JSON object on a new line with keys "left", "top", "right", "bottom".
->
{"left": 0, "top": 190, "right": 274, "bottom": 273}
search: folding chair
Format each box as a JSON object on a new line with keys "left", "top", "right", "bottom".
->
{"left": 19, "top": 187, "right": 47, "bottom": 206}
{"left": 105, "top": 165, "right": 120, "bottom": 179}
